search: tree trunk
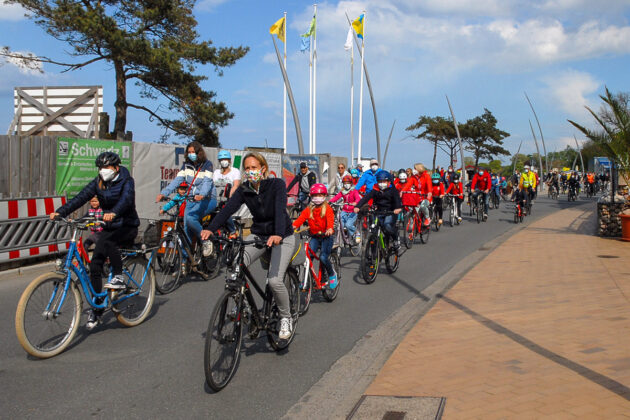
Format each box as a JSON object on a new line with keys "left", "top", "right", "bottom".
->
{"left": 113, "top": 60, "right": 127, "bottom": 140}
{"left": 432, "top": 141, "right": 437, "bottom": 171}
{"left": 475, "top": 153, "right": 480, "bottom": 168}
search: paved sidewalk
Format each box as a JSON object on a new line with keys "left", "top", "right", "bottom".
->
{"left": 361, "top": 205, "right": 630, "bottom": 419}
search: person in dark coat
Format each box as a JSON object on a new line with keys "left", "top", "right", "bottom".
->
{"left": 50, "top": 151, "right": 140, "bottom": 330}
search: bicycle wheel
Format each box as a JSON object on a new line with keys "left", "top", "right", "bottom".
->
{"left": 360, "top": 234, "right": 379, "bottom": 284}
{"left": 419, "top": 221, "right": 430, "bottom": 244}
{"left": 154, "top": 236, "right": 183, "bottom": 294}
{"left": 403, "top": 213, "right": 414, "bottom": 249}
{"left": 434, "top": 214, "right": 441, "bottom": 231}
{"left": 298, "top": 267, "right": 312, "bottom": 316}
{"left": 114, "top": 256, "right": 156, "bottom": 327}
{"left": 267, "top": 267, "right": 300, "bottom": 351}
{"left": 202, "top": 240, "right": 222, "bottom": 280}
{"left": 349, "top": 236, "right": 361, "bottom": 257}
{"left": 15, "top": 273, "right": 82, "bottom": 358}
{"left": 204, "top": 290, "right": 243, "bottom": 391}
{"left": 322, "top": 253, "right": 341, "bottom": 302}
{"left": 448, "top": 205, "right": 454, "bottom": 227}
{"left": 476, "top": 203, "right": 482, "bottom": 223}
{"left": 385, "top": 246, "right": 400, "bottom": 274}
{"left": 514, "top": 208, "right": 519, "bottom": 224}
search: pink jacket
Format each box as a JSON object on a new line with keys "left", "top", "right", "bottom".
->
{"left": 330, "top": 189, "right": 362, "bottom": 213}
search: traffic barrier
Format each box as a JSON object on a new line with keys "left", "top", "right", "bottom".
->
{"left": 0, "top": 196, "right": 71, "bottom": 262}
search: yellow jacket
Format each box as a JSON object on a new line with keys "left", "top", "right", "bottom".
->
{"left": 519, "top": 171, "right": 537, "bottom": 189}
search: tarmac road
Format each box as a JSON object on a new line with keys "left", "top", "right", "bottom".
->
{"left": 0, "top": 195, "right": 586, "bottom": 419}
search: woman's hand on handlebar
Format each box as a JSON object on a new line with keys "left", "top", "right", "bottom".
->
{"left": 267, "top": 235, "right": 282, "bottom": 247}
{"left": 353, "top": 207, "right": 360, "bottom": 213}
{"left": 156, "top": 194, "right": 164, "bottom": 203}
{"left": 325, "top": 228, "right": 334, "bottom": 236}
{"left": 200, "top": 229, "right": 213, "bottom": 241}
{"left": 103, "top": 212, "right": 116, "bottom": 222}
{"left": 194, "top": 195, "right": 203, "bottom": 201}
{"left": 49, "top": 212, "right": 60, "bottom": 220}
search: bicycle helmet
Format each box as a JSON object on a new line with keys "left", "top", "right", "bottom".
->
{"left": 375, "top": 171, "right": 390, "bottom": 182}
{"left": 342, "top": 175, "right": 353, "bottom": 183}
{"left": 217, "top": 150, "right": 231, "bottom": 160}
{"left": 350, "top": 168, "right": 359, "bottom": 177}
{"left": 95, "top": 151, "right": 121, "bottom": 168}
{"left": 310, "top": 183, "right": 327, "bottom": 195}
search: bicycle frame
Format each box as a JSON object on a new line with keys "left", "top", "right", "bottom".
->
{"left": 302, "top": 239, "right": 330, "bottom": 291}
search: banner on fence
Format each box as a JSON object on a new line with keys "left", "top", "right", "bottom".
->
{"left": 282, "top": 155, "right": 321, "bottom": 199}
{"left": 55, "top": 137, "right": 132, "bottom": 198}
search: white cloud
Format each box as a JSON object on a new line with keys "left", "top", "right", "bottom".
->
{"left": 0, "top": 1, "right": 26, "bottom": 21}
{"left": 543, "top": 69, "right": 600, "bottom": 119}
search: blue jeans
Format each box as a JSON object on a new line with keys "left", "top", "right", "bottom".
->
{"left": 381, "top": 214, "right": 398, "bottom": 242}
{"left": 309, "top": 236, "right": 335, "bottom": 278}
{"left": 184, "top": 198, "right": 217, "bottom": 243}
{"left": 341, "top": 212, "right": 358, "bottom": 237}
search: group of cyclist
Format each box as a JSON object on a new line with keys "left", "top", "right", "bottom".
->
{"left": 48, "top": 141, "right": 595, "bottom": 341}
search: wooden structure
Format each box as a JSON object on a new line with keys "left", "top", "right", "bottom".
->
{"left": 8, "top": 86, "right": 103, "bottom": 138}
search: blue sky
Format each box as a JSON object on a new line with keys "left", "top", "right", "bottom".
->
{"left": 1, "top": 0, "right": 629, "bottom": 170}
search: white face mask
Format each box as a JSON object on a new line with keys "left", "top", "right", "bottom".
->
{"left": 371, "top": 165, "right": 379, "bottom": 172}
{"left": 343, "top": 183, "right": 352, "bottom": 190}
{"left": 99, "top": 168, "right": 116, "bottom": 182}
{"left": 399, "top": 178, "right": 407, "bottom": 183}
{"left": 220, "top": 160, "right": 230, "bottom": 169}
{"left": 479, "top": 171, "right": 484, "bottom": 176}
{"left": 311, "top": 196, "right": 325, "bottom": 205}
{"left": 524, "top": 169, "right": 529, "bottom": 173}
{"left": 378, "top": 182, "right": 389, "bottom": 190}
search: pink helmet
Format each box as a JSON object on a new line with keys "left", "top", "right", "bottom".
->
{"left": 310, "top": 183, "right": 327, "bottom": 195}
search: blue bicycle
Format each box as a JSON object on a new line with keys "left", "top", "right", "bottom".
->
{"left": 15, "top": 217, "right": 156, "bottom": 358}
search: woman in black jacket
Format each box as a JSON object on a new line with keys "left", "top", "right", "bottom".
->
{"left": 50, "top": 151, "right": 140, "bottom": 330}
{"left": 201, "top": 152, "right": 296, "bottom": 341}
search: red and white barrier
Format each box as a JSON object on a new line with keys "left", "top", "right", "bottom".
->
{"left": 0, "top": 196, "right": 69, "bottom": 262}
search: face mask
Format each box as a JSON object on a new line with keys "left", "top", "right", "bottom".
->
{"left": 371, "top": 165, "right": 379, "bottom": 172}
{"left": 311, "top": 196, "right": 325, "bottom": 205}
{"left": 432, "top": 180, "right": 439, "bottom": 184}
{"left": 343, "top": 183, "right": 352, "bottom": 190}
{"left": 245, "top": 169, "right": 262, "bottom": 183}
{"left": 220, "top": 160, "right": 230, "bottom": 169}
{"left": 99, "top": 168, "right": 116, "bottom": 182}
{"left": 448, "top": 169, "right": 453, "bottom": 173}
{"left": 378, "top": 182, "right": 388, "bottom": 190}
{"left": 188, "top": 153, "right": 197, "bottom": 162}
{"left": 524, "top": 169, "right": 529, "bottom": 173}
{"left": 479, "top": 171, "right": 484, "bottom": 175}
{"left": 412, "top": 170, "right": 419, "bottom": 176}
{"left": 352, "top": 174, "right": 358, "bottom": 178}
{"left": 454, "top": 180, "right": 459, "bottom": 184}
{"left": 400, "top": 178, "right": 407, "bottom": 183}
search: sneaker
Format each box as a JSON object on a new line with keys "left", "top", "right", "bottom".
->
{"left": 457, "top": 216, "right": 462, "bottom": 222}
{"left": 483, "top": 213, "right": 488, "bottom": 220}
{"left": 438, "top": 219, "right": 443, "bottom": 226}
{"left": 393, "top": 239, "right": 401, "bottom": 250}
{"left": 279, "top": 317, "right": 293, "bottom": 340}
{"left": 355, "top": 232, "right": 362, "bottom": 244}
{"left": 202, "top": 240, "right": 214, "bottom": 257}
{"left": 328, "top": 274, "right": 338, "bottom": 289}
{"left": 104, "top": 274, "right": 126, "bottom": 290}
{"left": 423, "top": 218, "right": 431, "bottom": 227}
{"left": 86, "top": 310, "right": 100, "bottom": 330}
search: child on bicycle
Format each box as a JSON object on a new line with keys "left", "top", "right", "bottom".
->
{"left": 160, "top": 182, "right": 188, "bottom": 216}
{"left": 353, "top": 172, "right": 403, "bottom": 249}
{"left": 83, "top": 196, "right": 104, "bottom": 250}
{"left": 293, "top": 184, "right": 338, "bottom": 289}
{"left": 330, "top": 175, "right": 362, "bottom": 243}
{"left": 446, "top": 173, "right": 464, "bottom": 222}
{"left": 431, "top": 172, "right": 445, "bottom": 226}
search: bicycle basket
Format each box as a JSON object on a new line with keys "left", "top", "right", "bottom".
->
{"left": 143, "top": 221, "right": 161, "bottom": 247}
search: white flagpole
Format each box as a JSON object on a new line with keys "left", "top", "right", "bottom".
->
{"left": 308, "top": 29, "right": 313, "bottom": 154}
{"left": 350, "top": 42, "right": 354, "bottom": 166}
{"left": 313, "top": 4, "right": 317, "bottom": 154}
{"left": 357, "top": 11, "right": 365, "bottom": 164}
{"left": 283, "top": 11, "right": 287, "bottom": 153}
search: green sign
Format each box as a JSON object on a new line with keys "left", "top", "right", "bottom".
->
{"left": 56, "top": 138, "right": 132, "bottom": 198}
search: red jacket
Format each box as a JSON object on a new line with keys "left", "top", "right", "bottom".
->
{"left": 431, "top": 182, "right": 445, "bottom": 197}
{"left": 471, "top": 172, "right": 492, "bottom": 191}
{"left": 293, "top": 204, "right": 335, "bottom": 236}
{"left": 418, "top": 171, "right": 432, "bottom": 200}
{"left": 446, "top": 182, "right": 464, "bottom": 199}
{"left": 394, "top": 177, "right": 420, "bottom": 206}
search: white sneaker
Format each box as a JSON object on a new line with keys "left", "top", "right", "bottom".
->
{"left": 202, "top": 240, "right": 214, "bottom": 257}
{"left": 279, "top": 317, "right": 293, "bottom": 340}
{"left": 355, "top": 232, "right": 362, "bottom": 244}
{"left": 104, "top": 274, "right": 126, "bottom": 290}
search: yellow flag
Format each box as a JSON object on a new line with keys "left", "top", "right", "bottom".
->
{"left": 270, "top": 16, "right": 286, "bottom": 43}
{"left": 352, "top": 14, "right": 364, "bottom": 39}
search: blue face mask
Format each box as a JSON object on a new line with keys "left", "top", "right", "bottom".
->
{"left": 188, "top": 153, "right": 197, "bottom": 162}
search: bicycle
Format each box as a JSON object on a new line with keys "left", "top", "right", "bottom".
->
{"left": 15, "top": 217, "right": 156, "bottom": 358}
{"left": 400, "top": 192, "right": 430, "bottom": 248}
{"left": 471, "top": 190, "right": 486, "bottom": 223}
{"left": 513, "top": 200, "right": 524, "bottom": 223}
{"left": 153, "top": 198, "right": 221, "bottom": 294}
{"left": 568, "top": 186, "right": 578, "bottom": 202}
{"left": 296, "top": 231, "right": 341, "bottom": 316}
{"left": 288, "top": 193, "right": 309, "bottom": 220}
{"left": 360, "top": 210, "right": 400, "bottom": 284}
{"left": 204, "top": 236, "right": 300, "bottom": 391}
{"left": 489, "top": 189, "right": 500, "bottom": 209}
{"left": 330, "top": 202, "right": 361, "bottom": 257}
{"left": 444, "top": 194, "right": 461, "bottom": 227}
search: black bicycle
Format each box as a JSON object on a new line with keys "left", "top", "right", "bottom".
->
{"left": 360, "top": 209, "right": 400, "bottom": 284}
{"left": 204, "top": 236, "right": 300, "bottom": 391}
